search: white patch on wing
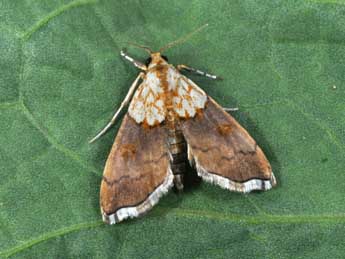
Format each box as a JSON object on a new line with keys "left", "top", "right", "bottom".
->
{"left": 145, "top": 72, "right": 161, "bottom": 94}
{"left": 190, "top": 89, "right": 207, "bottom": 108}
{"left": 128, "top": 73, "right": 166, "bottom": 125}
{"left": 182, "top": 99, "right": 195, "bottom": 117}
{"left": 146, "top": 110, "right": 155, "bottom": 125}
{"left": 132, "top": 100, "right": 145, "bottom": 122}
{"left": 173, "top": 96, "right": 181, "bottom": 104}
{"left": 177, "top": 83, "right": 187, "bottom": 96}
{"left": 156, "top": 99, "right": 164, "bottom": 108}
{"left": 167, "top": 67, "right": 178, "bottom": 91}
{"left": 146, "top": 93, "right": 154, "bottom": 104}
{"left": 175, "top": 107, "right": 185, "bottom": 117}
{"left": 173, "top": 76, "right": 207, "bottom": 118}
{"left": 141, "top": 85, "right": 149, "bottom": 98}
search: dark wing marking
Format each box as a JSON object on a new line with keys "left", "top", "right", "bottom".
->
{"left": 180, "top": 97, "right": 276, "bottom": 193}
{"left": 100, "top": 115, "right": 173, "bottom": 224}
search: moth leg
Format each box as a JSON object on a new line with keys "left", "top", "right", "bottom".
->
{"left": 173, "top": 175, "right": 184, "bottom": 192}
{"left": 223, "top": 107, "right": 239, "bottom": 112}
{"left": 120, "top": 49, "right": 147, "bottom": 71}
{"left": 89, "top": 72, "right": 144, "bottom": 143}
{"left": 177, "top": 64, "right": 222, "bottom": 80}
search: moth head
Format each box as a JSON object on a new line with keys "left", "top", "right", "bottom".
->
{"left": 123, "top": 43, "right": 166, "bottom": 65}
{"left": 145, "top": 53, "right": 169, "bottom": 66}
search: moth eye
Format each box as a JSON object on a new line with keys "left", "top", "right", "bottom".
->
{"left": 145, "top": 57, "right": 152, "bottom": 66}
{"left": 162, "top": 55, "right": 168, "bottom": 62}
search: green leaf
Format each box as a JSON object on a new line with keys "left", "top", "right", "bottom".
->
{"left": 1, "top": 0, "right": 345, "bottom": 258}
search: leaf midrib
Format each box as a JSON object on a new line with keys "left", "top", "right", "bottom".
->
{"left": 1, "top": 207, "right": 345, "bottom": 258}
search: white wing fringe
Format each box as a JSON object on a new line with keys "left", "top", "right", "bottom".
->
{"left": 102, "top": 168, "right": 174, "bottom": 224}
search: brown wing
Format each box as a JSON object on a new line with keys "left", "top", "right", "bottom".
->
{"left": 180, "top": 97, "right": 276, "bottom": 193}
{"left": 100, "top": 115, "right": 173, "bottom": 224}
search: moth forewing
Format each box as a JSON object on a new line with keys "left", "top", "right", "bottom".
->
{"left": 100, "top": 115, "right": 174, "bottom": 224}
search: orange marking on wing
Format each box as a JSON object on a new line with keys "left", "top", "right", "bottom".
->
{"left": 154, "top": 64, "right": 172, "bottom": 114}
{"left": 120, "top": 144, "right": 137, "bottom": 159}
{"left": 141, "top": 120, "right": 151, "bottom": 129}
{"left": 183, "top": 94, "right": 193, "bottom": 102}
{"left": 142, "top": 118, "right": 162, "bottom": 128}
{"left": 216, "top": 124, "right": 233, "bottom": 136}
{"left": 196, "top": 108, "right": 205, "bottom": 119}
{"left": 153, "top": 103, "right": 165, "bottom": 114}
{"left": 155, "top": 92, "right": 164, "bottom": 100}
{"left": 155, "top": 66, "right": 169, "bottom": 90}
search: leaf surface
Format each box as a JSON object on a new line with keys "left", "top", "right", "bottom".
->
{"left": 1, "top": 0, "right": 345, "bottom": 258}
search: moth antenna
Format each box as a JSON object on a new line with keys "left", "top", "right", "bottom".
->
{"left": 158, "top": 23, "right": 209, "bottom": 53}
{"left": 127, "top": 42, "right": 153, "bottom": 54}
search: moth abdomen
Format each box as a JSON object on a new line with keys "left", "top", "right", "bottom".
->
{"left": 167, "top": 127, "right": 188, "bottom": 191}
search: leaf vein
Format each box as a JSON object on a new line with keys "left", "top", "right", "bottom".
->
{"left": 0, "top": 101, "right": 21, "bottom": 110}
{"left": 0, "top": 221, "right": 103, "bottom": 258}
{"left": 19, "top": 100, "right": 101, "bottom": 175}
{"left": 161, "top": 207, "right": 345, "bottom": 224}
{"left": 21, "top": 0, "right": 99, "bottom": 41}
{"left": 240, "top": 98, "right": 289, "bottom": 109}
{"left": 2, "top": 208, "right": 345, "bottom": 257}
{"left": 287, "top": 101, "right": 344, "bottom": 153}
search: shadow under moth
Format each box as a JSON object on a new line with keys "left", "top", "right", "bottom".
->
{"left": 90, "top": 24, "right": 276, "bottom": 224}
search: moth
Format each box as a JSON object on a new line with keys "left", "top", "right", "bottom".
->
{"left": 90, "top": 24, "right": 276, "bottom": 225}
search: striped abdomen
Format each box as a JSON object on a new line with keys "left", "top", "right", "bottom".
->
{"left": 166, "top": 112, "right": 187, "bottom": 191}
